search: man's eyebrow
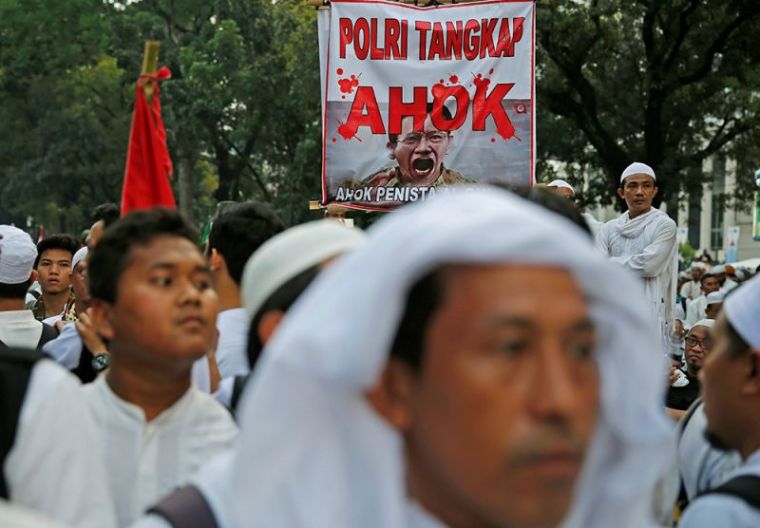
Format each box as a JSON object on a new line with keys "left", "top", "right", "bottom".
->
{"left": 484, "top": 316, "right": 595, "bottom": 332}
{"left": 149, "top": 262, "right": 211, "bottom": 274}
{"left": 569, "top": 318, "right": 595, "bottom": 333}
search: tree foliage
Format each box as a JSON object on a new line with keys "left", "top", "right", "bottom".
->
{"left": 537, "top": 0, "right": 760, "bottom": 211}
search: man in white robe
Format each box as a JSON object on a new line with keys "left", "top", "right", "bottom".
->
{"left": 597, "top": 162, "right": 678, "bottom": 345}
{"left": 679, "top": 274, "right": 760, "bottom": 527}
{"left": 84, "top": 209, "right": 238, "bottom": 527}
{"left": 217, "top": 189, "right": 673, "bottom": 528}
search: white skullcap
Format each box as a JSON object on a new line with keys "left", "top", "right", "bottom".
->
{"left": 706, "top": 291, "right": 724, "bottom": 306}
{"left": 620, "top": 162, "right": 656, "bottom": 183}
{"left": 709, "top": 265, "right": 726, "bottom": 275}
{"left": 241, "top": 220, "right": 365, "bottom": 319}
{"left": 547, "top": 179, "right": 575, "bottom": 194}
{"left": 0, "top": 225, "right": 38, "bottom": 284}
{"left": 72, "top": 246, "right": 88, "bottom": 271}
{"left": 691, "top": 319, "right": 715, "bottom": 330}
{"left": 724, "top": 274, "right": 760, "bottom": 348}
{"left": 689, "top": 262, "right": 707, "bottom": 271}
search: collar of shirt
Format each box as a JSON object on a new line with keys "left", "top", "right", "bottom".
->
{"left": 93, "top": 375, "right": 197, "bottom": 427}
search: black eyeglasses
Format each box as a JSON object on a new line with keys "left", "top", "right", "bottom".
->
{"left": 685, "top": 336, "right": 712, "bottom": 349}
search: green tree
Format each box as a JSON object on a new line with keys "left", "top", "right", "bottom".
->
{"left": 537, "top": 0, "right": 760, "bottom": 215}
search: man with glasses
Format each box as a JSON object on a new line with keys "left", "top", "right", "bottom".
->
{"left": 364, "top": 104, "right": 472, "bottom": 189}
{"left": 668, "top": 319, "right": 715, "bottom": 411}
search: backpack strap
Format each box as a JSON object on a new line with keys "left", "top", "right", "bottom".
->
{"left": 37, "top": 323, "right": 58, "bottom": 350}
{"left": 0, "top": 348, "right": 44, "bottom": 499}
{"left": 699, "top": 475, "right": 760, "bottom": 510}
{"left": 230, "top": 373, "right": 251, "bottom": 415}
{"left": 147, "top": 485, "right": 219, "bottom": 528}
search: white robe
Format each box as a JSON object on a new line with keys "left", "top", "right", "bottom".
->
{"left": 597, "top": 208, "right": 678, "bottom": 342}
{"left": 81, "top": 377, "right": 238, "bottom": 527}
{"left": 4, "top": 361, "right": 117, "bottom": 528}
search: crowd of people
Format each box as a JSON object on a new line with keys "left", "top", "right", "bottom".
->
{"left": 1, "top": 163, "right": 759, "bottom": 527}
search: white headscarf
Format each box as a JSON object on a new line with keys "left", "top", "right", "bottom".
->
{"left": 724, "top": 274, "right": 760, "bottom": 348}
{"left": 231, "top": 188, "right": 675, "bottom": 528}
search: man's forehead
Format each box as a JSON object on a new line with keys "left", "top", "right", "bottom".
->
{"left": 40, "top": 249, "right": 72, "bottom": 261}
{"left": 689, "top": 325, "right": 709, "bottom": 337}
{"left": 126, "top": 235, "right": 204, "bottom": 269}
{"left": 400, "top": 114, "right": 441, "bottom": 134}
{"left": 624, "top": 174, "right": 656, "bottom": 185}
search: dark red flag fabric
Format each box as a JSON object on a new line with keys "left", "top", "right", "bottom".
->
{"left": 121, "top": 67, "right": 176, "bottom": 216}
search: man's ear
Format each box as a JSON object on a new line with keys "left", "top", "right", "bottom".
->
{"left": 652, "top": 185, "right": 659, "bottom": 198}
{"left": 88, "top": 299, "right": 115, "bottom": 341}
{"left": 387, "top": 142, "right": 396, "bottom": 160}
{"left": 209, "top": 248, "right": 226, "bottom": 273}
{"left": 741, "top": 350, "right": 760, "bottom": 396}
{"left": 257, "top": 310, "right": 284, "bottom": 345}
{"left": 616, "top": 187, "right": 625, "bottom": 200}
{"left": 28, "top": 270, "right": 37, "bottom": 283}
{"left": 365, "top": 358, "right": 416, "bottom": 432}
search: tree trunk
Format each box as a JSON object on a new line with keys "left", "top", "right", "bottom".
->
{"left": 177, "top": 150, "right": 194, "bottom": 223}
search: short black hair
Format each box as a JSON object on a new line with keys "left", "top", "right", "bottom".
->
{"left": 494, "top": 184, "right": 593, "bottom": 237}
{"left": 89, "top": 203, "right": 120, "bottom": 228}
{"left": 725, "top": 316, "right": 751, "bottom": 358}
{"left": 0, "top": 278, "right": 33, "bottom": 300}
{"left": 700, "top": 273, "right": 717, "bottom": 285}
{"left": 208, "top": 202, "right": 285, "bottom": 285}
{"left": 388, "top": 103, "right": 453, "bottom": 146}
{"left": 88, "top": 208, "right": 199, "bottom": 303}
{"left": 246, "top": 265, "right": 321, "bottom": 370}
{"left": 35, "top": 234, "right": 79, "bottom": 268}
{"left": 389, "top": 270, "right": 444, "bottom": 370}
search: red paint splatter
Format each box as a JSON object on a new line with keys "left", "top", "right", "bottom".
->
{"left": 336, "top": 121, "right": 362, "bottom": 142}
{"left": 336, "top": 68, "right": 344, "bottom": 75}
{"left": 342, "top": 95, "right": 346, "bottom": 100}
{"left": 489, "top": 68, "right": 494, "bottom": 75}
{"left": 491, "top": 137, "right": 496, "bottom": 143}
{"left": 473, "top": 76, "right": 490, "bottom": 90}
{"left": 332, "top": 137, "right": 337, "bottom": 142}
{"left": 337, "top": 72, "right": 361, "bottom": 95}
{"left": 449, "top": 74, "right": 459, "bottom": 84}
{"left": 431, "top": 82, "right": 446, "bottom": 99}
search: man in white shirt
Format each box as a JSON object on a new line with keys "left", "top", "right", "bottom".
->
{"left": 685, "top": 273, "right": 721, "bottom": 326}
{"left": 0, "top": 225, "right": 47, "bottom": 350}
{"left": 2, "top": 354, "right": 117, "bottom": 528}
{"left": 597, "top": 162, "right": 678, "bottom": 345}
{"left": 680, "top": 275, "right": 760, "bottom": 527}
{"left": 220, "top": 190, "right": 673, "bottom": 527}
{"left": 205, "top": 202, "right": 284, "bottom": 379}
{"left": 85, "top": 209, "right": 238, "bottom": 526}
{"left": 681, "top": 263, "right": 706, "bottom": 301}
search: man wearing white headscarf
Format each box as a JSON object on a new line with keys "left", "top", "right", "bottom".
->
{"left": 545, "top": 179, "right": 601, "bottom": 236}
{"left": 597, "top": 162, "right": 677, "bottom": 346}
{"left": 218, "top": 188, "right": 674, "bottom": 528}
{"left": 679, "top": 275, "right": 760, "bottom": 527}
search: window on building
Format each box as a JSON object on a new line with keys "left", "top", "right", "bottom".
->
{"left": 710, "top": 157, "right": 726, "bottom": 250}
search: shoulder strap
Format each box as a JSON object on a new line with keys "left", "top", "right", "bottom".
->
{"left": 678, "top": 396, "right": 704, "bottom": 440}
{"left": 37, "top": 323, "right": 58, "bottom": 350}
{"left": 0, "top": 348, "right": 44, "bottom": 499}
{"left": 230, "top": 373, "right": 251, "bottom": 415}
{"left": 699, "top": 475, "right": 760, "bottom": 510}
{"left": 147, "top": 485, "right": 219, "bottom": 528}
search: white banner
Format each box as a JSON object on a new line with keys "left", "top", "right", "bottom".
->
{"left": 319, "top": 0, "right": 535, "bottom": 210}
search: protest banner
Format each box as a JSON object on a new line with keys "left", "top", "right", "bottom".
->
{"left": 319, "top": 0, "right": 535, "bottom": 210}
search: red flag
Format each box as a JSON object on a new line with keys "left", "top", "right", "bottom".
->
{"left": 120, "top": 66, "right": 176, "bottom": 216}
{"left": 37, "top": 225, "right": 44, "bottom": 243}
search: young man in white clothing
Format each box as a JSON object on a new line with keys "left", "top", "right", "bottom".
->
{"left": 85, "top": 208, "right": 237, "bottom": 527}
{"left": 597, "top": 162, "right": 677, "bottom": 344}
